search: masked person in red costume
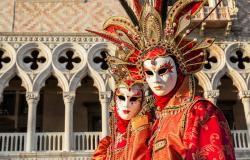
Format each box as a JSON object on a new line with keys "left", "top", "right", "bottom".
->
{"left": 87, "top": 0, "right": 235, "bottom": 159}
{"left": 91, "top": 37, "right": 153, "bottom": 160}
{"left": 93, "top": 81, "right": 152, "bottom": 160}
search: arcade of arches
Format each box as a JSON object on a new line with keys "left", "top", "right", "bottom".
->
{"left": 0, "top": 76, "right": 102, "bottom": 133}
{"left": 0, "top": 74, "right": 247, "bottom": 133}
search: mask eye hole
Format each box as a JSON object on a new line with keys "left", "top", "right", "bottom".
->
{"left": 158, "top": 68, "right": 168, "bottom": 75}
{"left": 130, "top": 97, "right": 139, "bottom": 102}
{"left": 118, "top": 95, "right": 125, "bottom": 101}
{"left": 145, "top": 70, "right": 153, "bottom": 76}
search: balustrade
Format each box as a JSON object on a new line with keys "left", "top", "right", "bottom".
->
{"left": 36, "top": 132, "right": 64, "bottom": 151}
{"left": 193, "top": 6, "right": 231, "bottom": 21}
{"left": 232, "top": 130, "right": 250, "bottom": 150}
{"left": 0, "top": 131, "right": 248, "bottom": 153}
{"left": 0, "top": 133, "right": 26, "bottom": 152}
{"left": 74, "top": 132, "right": 101, "bottom": 151}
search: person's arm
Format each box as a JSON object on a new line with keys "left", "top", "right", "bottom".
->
{"left": 92, "top": 136, "right": 111, "bottom": 160}
{"left": 129, "top": 115, "right": 151, "bottom": 160}
{"left": 183, "top": 100, "right": 236, "bottom": 160}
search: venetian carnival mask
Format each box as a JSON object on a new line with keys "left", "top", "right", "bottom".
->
{"left": 143, "top": 56, "right": 177, "bottom": 96}
{"left": 115, "top": 84, "right": 143, "bottom": 120}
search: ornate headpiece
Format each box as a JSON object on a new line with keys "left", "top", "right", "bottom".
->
{"left": 87, "top": 0, "right": 221, "bottom": 83}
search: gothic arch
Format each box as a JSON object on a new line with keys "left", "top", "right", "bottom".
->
{"left": 195, "top": 72, "right": 212, "bottom": 91}
{"left": 212, "top": 66, "right": 227, "bottom": 90}
{"left": 87, "top": 68, "right": 106, "bottom": 93}
{"left": 225, "top": 42, "right": 250, "bottom": 73}
{"left": 0, "top": 42, "right": 17, "bottom": 101}
{"left": 16, "top": 42, "right": 52, "bottom": 92}
{"left": 87, "top": 42, "right": 116, "bottom": 72}
{"left": 213, "top": 69, "right": 247, "bottom": 92}
{"left": 207, "top": 43, "right": 226, "bottom": 73}
{"left": 52, "top": 42, "right": 88, "bottom": 92}
{"left": 87, "top": 42, "right": 116, "bottom": 93}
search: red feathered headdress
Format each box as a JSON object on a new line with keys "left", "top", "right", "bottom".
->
{"left": 86, "top": 0, "right": 217, "bottom": 77}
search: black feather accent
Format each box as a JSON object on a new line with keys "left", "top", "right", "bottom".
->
{"left": 118, "top": 0, "right": 140, "bottom": 27}
{"left": 161, "top": 0, "right": 168, "bottom": 28}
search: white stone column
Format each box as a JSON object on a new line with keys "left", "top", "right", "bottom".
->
{"left": 63, "top": 92, "right": 75, "bottom": 151}
{"left": 0, "top": 94, "right": 2, "bottom": 104}
{"left": 208, "top": 0, "right": 216, "bottom": 7}
{"left": 26, "top": 92, "right": 40, "bottom": 152}
{"left": 239, "top": 91, "right": 250, "bottom": 139}
{"left": 204, "top": 90, "right": 220, "bottom": 105}
{"left": 100, "top": 91, "right": 111, "bottom": 138}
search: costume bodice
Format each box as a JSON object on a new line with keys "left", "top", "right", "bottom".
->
{"left": 151, "top": 77, "right": 235, "bottom": 160}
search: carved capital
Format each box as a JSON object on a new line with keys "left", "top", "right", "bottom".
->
{"left": 63, "top": 92, "right": 76, "bottom": 104}
{"left": 239, "top": 90, "right": 250, "bottom": 99}
{"left": 100, "top": 91, "right": 112, "bottom": 102}
{"left": 204, "top": 90, "right": 220, "bottom": 99}
{"left": 26, "top": 92, "right": 40, "bottom": 105}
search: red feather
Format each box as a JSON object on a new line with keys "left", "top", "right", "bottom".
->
{"left": 191, "top": 1, "right": 203, "bottom": 15}
{"left": 85, "top": 29, "right": 135, "bottom": 50}
{"left": 155, "top": 0, "right": 163, "bottom": 12}
{"left": 133, "top": 0, "right": 142, "bottom": 17}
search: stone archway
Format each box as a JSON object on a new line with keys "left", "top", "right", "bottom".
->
{"left": 0, "top": 76, "right": 27, "bottom": 132}
{"left": 74, "top": 76, "right": 101, "bottom": 132}
{"left": 217, "top": 75, "right": 247, "bottom": 130}
{"left": 39, "top": 76, "right": 64, "bottom": 132}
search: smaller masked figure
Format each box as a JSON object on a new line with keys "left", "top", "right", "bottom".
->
{"left": 92, "top": 44, "right": 153, "bottom": 160}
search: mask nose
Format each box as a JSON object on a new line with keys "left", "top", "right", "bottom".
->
{"left": 124, "top": 98, "right": 129, "bottom": 109}
{"left": 152, "top": 73, "right": 161, "bottom": 83}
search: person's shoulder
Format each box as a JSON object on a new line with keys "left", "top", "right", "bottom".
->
{"left": 188, "top": 96, "right": 222, "bottom": 123}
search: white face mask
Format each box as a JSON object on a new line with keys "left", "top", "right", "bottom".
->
{"left": 143, "top": 56, "right": 177, "bottom": 96}
{"left": 115, "top": 84, "right": 143, "bottom": 120}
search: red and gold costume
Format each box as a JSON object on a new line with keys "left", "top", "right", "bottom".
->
{"left": 93, "top": 112, "right": 151, "bottom": 160}
{"left": 91, "top": 8, "right": 153, "bottom": 158}
{"left": 88, "top": 0, "right": 236, "bottom": 159}
{"left": 149, "top": 76, "right": 235, "bottom": 160}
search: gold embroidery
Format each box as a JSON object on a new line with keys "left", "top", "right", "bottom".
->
{"left": 153, "top": 139, "right": 167, "bottom": 152}
{"left": 191, "top": 133, "right": 225, "bottom": 160}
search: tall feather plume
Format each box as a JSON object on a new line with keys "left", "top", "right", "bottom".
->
{"left": 118, "top": 0, "right": 140, "bottom": 27}
{"left": 160, "top": 0, "right": 168, "bottom": 28}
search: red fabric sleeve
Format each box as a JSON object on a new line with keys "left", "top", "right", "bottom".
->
{"left": 92, "top": 136, "right": 111, "bottom": 160}
{"left": 130, "top": 124, "right": 150, "bottom": 160}
{"left": 183, "top": 100, "right": 236, "bottom": 160}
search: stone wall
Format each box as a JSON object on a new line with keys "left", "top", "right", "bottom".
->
{"left": 232, "top": 0, "right": 250, "bottom": 36}
{"left": 0, "top": 0, "right": 126, "bottom": 33}
{"left": 0, "top": 0, "right": 15, "bottom": 32}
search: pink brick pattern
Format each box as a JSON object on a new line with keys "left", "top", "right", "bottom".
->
{"left": 14, "top": 0, "right": 127, "bottom": 33}
{"left": 0, "top": 0, "right": 15, "bottom": 32}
